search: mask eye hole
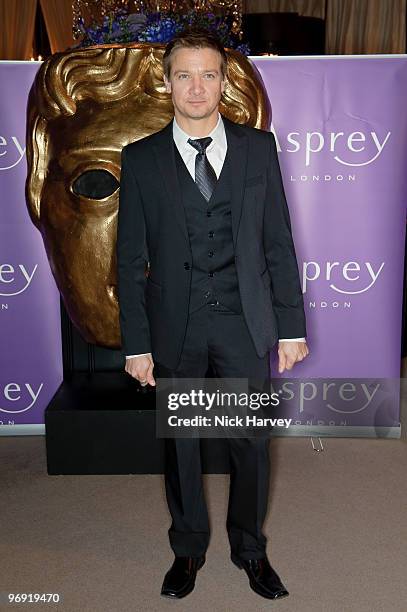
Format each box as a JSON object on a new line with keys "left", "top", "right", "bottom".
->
{"left": 72, "top": 169, "right": 119, "bottom": 200}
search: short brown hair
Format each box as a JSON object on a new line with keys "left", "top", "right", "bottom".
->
{"left": 163, "top": 28, "right": 228, "bottom": 79}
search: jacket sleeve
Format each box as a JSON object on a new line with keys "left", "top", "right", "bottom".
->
{"left": 116, "top": 146, "right": 151, "bottom": 355}
{"left": 263, "top": 131, "right": 307, "bottom": 339}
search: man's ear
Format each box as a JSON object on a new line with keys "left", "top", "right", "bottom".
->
{"left": 164, "top": 75, "right": 171, "bottom": 93}
{"left": 221, "top": 77, "right": 226, "bottom": 94}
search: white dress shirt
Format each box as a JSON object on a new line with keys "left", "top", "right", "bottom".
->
{"left": 126, "top": 113, "right": 305, "bottom": 358}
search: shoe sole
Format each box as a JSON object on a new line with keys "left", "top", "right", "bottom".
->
{"left": 248, "top": 582, "right": 289, "bottom": 599}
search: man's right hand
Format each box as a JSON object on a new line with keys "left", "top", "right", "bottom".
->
{"left": 125, "top": 353, "right": 155, "bottom": 387}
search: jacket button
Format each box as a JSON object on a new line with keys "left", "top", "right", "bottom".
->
{"left": 208, "top": 272, "right": 214, "bottom": 277}
{"left": 208, "top": 231, "right": 214, "bottom": 238}
{"left": 184, "top": 262, "right": 190, "bottom": 270}
{"left": 208, "top": 251, "right": 214, "bottom": 257}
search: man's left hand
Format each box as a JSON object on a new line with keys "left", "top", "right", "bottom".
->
{"left": 278, "top": 341, "right": 309, "bottom": 373}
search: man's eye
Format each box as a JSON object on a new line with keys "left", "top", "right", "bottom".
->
{"left": 72, "top": 169, "right": 119, "bottom": 200}
{"left": 178, "top": 74, "right": 189, "bottom": 79}
{"left": 204, "top": 74, "right": 215, "bottom": 79}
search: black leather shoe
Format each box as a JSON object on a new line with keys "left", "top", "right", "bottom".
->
{"left": 160, "top": 556, "right": 205, "bottom": 599}
{"left": 231, "top": 555, "right": 289, "bottom": 599}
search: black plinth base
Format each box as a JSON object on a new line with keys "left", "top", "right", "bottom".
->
{"left": 45, "top": 372, "right": 230, "bottom": 475}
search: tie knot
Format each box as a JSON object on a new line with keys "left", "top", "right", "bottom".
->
{"left": 188, "top": 137, "right": 213, "bottom": 155}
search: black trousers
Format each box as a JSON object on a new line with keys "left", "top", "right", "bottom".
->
{"left": 155, "top": 302, "right": 271, "bottom": 562}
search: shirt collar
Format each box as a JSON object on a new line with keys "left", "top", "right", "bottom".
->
{"left": 172, "top": 112, "right": 224, "bottom": 153}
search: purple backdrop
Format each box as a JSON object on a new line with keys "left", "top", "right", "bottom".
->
{"left": 252, "top": 56, "right": 406, "bottom": 434}
{"left": 0, "top": 56, "right": 405, "bottom": 436}
{"left": 0, "top": 61, "right": 62, "bottom": 434}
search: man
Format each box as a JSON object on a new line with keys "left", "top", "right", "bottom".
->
{"left": 117, "top": 28, "right": 309, "bottom": 600}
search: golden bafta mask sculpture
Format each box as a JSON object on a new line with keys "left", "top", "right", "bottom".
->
{"left": 25, "top": 43, "right": 271, "bottom": 348}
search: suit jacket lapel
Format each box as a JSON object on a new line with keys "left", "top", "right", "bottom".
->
{"left": 153, "top": 119, "right": 190, "bottom": 245}
{"left": 152, "top": 114, "right": 249, "bottom": 250}
{"left": 222, "top": 115, "right": 249, "bottom": 249}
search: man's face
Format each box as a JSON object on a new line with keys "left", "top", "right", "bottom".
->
{"left": 164, "top": 46, "right": 226, "bottom": 122}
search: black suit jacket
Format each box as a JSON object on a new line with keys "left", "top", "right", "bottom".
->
{"left": 116, "top": 114, "right": 306, "bottom": 369}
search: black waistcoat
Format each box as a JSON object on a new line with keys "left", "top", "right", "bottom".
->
{"left": 174, "top": 142, "right": 243, "bottom": 314}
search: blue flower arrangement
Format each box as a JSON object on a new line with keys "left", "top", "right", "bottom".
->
{"left": 77, "top": 8, "right": 250, "bottom": 55}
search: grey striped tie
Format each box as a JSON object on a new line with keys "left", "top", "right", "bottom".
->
{"left": 187, "top": 137, "right": 217, "bottom": 202}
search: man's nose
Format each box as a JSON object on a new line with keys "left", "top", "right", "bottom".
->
{"left": 190, "top": 75, "right": 204, "bottom": 94}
